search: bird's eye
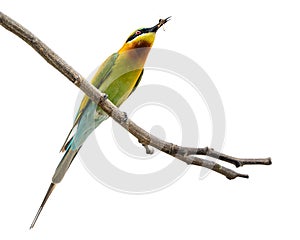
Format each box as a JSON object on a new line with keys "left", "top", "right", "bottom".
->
{"left": 135, "top": 30, "right": 141, "bottom": 35}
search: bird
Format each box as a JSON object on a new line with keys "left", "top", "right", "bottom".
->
{"left": 30, "top": 17, "right": 171, "bottom": 229}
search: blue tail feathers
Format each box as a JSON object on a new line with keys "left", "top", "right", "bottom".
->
{"left": 52, "top": 138, "right": 80, "bottom": 184}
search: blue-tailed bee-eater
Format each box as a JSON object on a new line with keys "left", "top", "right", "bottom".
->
{"left": 30, "top": 17, "right": 171, "bottom": 229}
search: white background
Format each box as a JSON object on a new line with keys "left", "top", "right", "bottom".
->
{"left": 1, "top": 0, "right": 299, "bottom": 239}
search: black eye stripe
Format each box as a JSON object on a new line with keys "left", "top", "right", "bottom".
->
{"left": 126, "top": 28, "right": 151, "bottom": 42}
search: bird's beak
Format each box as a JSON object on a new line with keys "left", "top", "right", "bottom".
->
{"left": 149, "top": 16, "right": 171, "bottom": 32}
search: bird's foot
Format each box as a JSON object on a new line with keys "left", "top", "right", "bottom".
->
{"left": 99, "top": 93, "right": 108, "bottom": 103}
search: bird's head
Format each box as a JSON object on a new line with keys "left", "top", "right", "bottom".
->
{"left": 118, "top": 17, "right": 171, "bottom": 53}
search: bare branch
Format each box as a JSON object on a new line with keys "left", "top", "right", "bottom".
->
{"left": 0, "top": 11, "right": 271, "bottom": 179}
{"left": 166, "top": 146, "right": 271, "bottom": 168}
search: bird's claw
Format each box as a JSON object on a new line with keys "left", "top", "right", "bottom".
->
{"left": 99, "top": 93, "right": 108, "bottom": 104}
{"left": 103, "top": 94, "right": 108, "bottom": 100}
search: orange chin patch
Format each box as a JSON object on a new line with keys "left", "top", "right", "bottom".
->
{"left": 134, "top": 40, "right": 153, "bottom": 48}
{"left": 119, "top": 40, "right": 153, "bottom": 53}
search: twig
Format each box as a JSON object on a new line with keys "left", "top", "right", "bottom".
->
{"left": 167, "top": 146, "right": 271, "bottom": 168}
{"left": 140, "top": 143, "right": 155, "bottom": 155}
{"left": 0, "top": 12, "right": 271, "bottom": 179}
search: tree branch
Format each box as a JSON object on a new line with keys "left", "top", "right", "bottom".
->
{"left": 0, "top": 12, "right": 271, "bottom": 180}
{"left": 169, "top": 146, "right": 271, "bottom": 168}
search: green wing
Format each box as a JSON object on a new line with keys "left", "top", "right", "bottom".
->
{"left": 129, "top": 69, "right": 144, "bottom": 97}
{"left": 60, "top": 52, "right": 119, "bottom": 152}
